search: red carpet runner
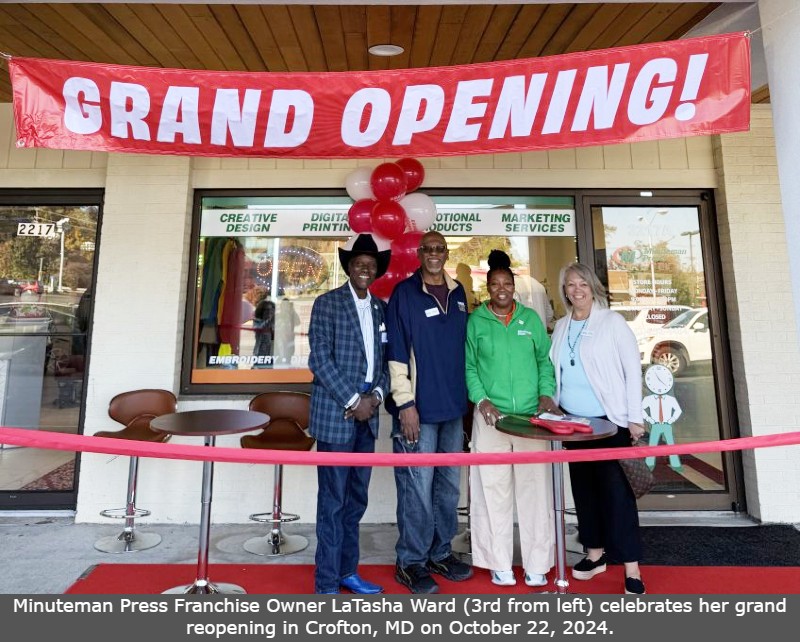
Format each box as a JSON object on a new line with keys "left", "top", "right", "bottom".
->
{"left": 65, "top": 564, "right": 800, "bottom": 595}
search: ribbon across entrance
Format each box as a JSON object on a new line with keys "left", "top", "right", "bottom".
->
{"left": 8, "top": 33, "right": 750, "bottom": 159}
{"left": 1, "top": 426, "right": 798, "bottom": 468}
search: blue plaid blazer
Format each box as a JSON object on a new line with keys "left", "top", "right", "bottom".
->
{"left": 308, "top": 283, "right": 388, "bottom": 445}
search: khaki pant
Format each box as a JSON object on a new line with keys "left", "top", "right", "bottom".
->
{"left": 469, "top": 409, "right": 554, "bottom": 575}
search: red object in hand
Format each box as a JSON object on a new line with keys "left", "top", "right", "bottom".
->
{"left": 529, "top": 417, "right": 594, "bottom": 435}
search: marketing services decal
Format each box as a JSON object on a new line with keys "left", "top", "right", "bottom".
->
{"left": 9, "top": 33, "right": 749, "bottom": 158}
{"left": 200, "top": 207, "right": 576, "bottom": 237}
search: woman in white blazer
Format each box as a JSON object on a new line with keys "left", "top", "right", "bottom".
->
{"left": 550, "top": 262, "right": 646, "bottom": 595}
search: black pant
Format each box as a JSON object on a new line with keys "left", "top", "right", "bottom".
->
{"left": 566, "top": 426, "right": 642, "bottom": 563}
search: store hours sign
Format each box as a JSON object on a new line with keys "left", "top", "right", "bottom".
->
{"left": 200, "top": 207, "right": 576, "bottom": 237}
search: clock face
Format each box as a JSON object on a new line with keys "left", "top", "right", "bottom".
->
{"left": 645, "top": 364, "right": 674, "bottom": 394}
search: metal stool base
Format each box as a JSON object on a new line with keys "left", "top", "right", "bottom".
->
{"left": 244, "top": 533, "right": 308, "bottom": 557}
{"left": 163, "top": 581, "right": 247, "bottom": 595}
{"left": 451, "top": 528, "right": 471, "bottom": 555}
{"left": 94, "top": 531, "right": 161, "bottom": 553}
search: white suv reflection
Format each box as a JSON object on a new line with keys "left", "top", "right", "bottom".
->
{"left": 637, "top": 308, "right": 711, "bottom": 376}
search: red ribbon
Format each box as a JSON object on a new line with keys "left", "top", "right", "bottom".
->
{"left": 2, "top": 426, "right": 799, "bottom": 467}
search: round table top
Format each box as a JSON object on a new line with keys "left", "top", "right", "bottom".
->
{"left": 151, "top": 409, "right": 270, "bottom": 437}
{"left": 496, "top": 414, "right": 617, "bottom": 443}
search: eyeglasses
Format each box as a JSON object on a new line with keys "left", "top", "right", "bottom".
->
{"left": 419, "top": 244, "right": 447, "bottom": 254}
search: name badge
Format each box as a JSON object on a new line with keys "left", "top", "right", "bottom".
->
{"left": 518, "top": 330, "right": 531, "bottom": 336}
{"left": 457, "top": 301, "right": 466, "bottom": 312}
{"left": 581, "top": 330, "right": 593, "bottom": 338}
{"left": 381, "top": 332, "right": 388, "bottom": 344}
{"left": 425, "top": 307, "right": 440, "bottom": 318}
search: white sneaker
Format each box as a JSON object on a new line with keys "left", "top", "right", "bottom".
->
{"left": 525, "top": 572, "right": 547, "bottom": 587}
{"left": 490, "top": 570, "right": 516, "bottom": 586}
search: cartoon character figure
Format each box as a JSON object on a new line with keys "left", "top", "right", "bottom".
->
{"left": 642, "top": 364, "right": 683, "bottom": 472}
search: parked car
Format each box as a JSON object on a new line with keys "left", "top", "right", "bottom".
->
{"left": 612, "top": 304, "right": 691, "bottom": 339}
{"left": 637, "top": 308, "right": 711, "bottom": 376}
{"left": 0, "top": 278, "right": 18, "bottom": 296}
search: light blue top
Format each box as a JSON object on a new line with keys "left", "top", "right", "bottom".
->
{"left": 558, "top": 322, "right": 605, "bottom": 417}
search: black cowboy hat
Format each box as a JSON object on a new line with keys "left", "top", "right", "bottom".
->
{"left": 338, "top": 233, "right": 391, "bottom": 279}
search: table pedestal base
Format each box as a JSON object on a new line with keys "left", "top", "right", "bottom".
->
{"left": 163, "top": 580, "right": 247, "bottom": 595}
{"left": 550, "top": 439, "right": 570, "bottom": 594}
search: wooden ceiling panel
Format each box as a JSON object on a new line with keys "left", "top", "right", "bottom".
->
{"left": 565, "top": 3, "right": 628, "bottom": 54}
{"left": 135, "top": 3, "right": 205, "bottom": 70}
{"left": 519, "top": 4, "right": 575, "bottom": 59}
{"left": 0, "top": 5, "right": 81, "bottom": 60}
{"left": 428, "top": 5, "right": 468, "bottom": 68}
{"left": 156, "top": 4, "right": 222, "bottom": 69}
{"left": 612, "top": 3, "right": 682, "bottom": 48}
{"left": 408, "top": 5, "right": 442, "bottom": 69}
{"left": 103, "top": 4, "right": 182, "bottom": 68}
{"left": 236, "top": 5, "right": 285, "bottom": 72}
{"left": 450, "top": 5, "right": 494, "bottom": 67}
{"left": 587, "top": 4, "right": 654, "bottom": 51}
{"left": 210, "top": 4, "right": 265, "bottom": 72}
{"left": 388, "top": 5, "right": 416, "bottom": 71}
{"left": 0, "top": 3, "right": 726, "bottom": 103}
{"left": 472, "top": 5, "right": 522, "bottom": 64}
{"left": 260, "top": 5, "right": 307, "bottom": 71}
{"left": 539, "top": 4, "right": 599, "bottom": 58}
{"left": 314, "top": 6, "right": 347, "bottom": 72}
{"left": 494, "top": 4, "right": 547, "bottom": 61}
{"left": 340, "top": 5, "right": 367, "bottom": 71}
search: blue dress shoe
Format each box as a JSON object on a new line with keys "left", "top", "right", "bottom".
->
{"left": 340, "top": 573, "right": 384, "bottom": 594}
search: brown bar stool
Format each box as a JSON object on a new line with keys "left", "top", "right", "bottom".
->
{"left": 241, "top": 391, "right": 315, "bottom": 556}
{"left": 93, "top": 389, "right": 176, "bottom": 553}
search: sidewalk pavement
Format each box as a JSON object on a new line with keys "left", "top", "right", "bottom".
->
{"left": 0, "top": 511, "right": 756, "bottom": 594}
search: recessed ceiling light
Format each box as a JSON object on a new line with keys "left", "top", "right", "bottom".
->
{"left": 368, "top": 44, "right": 404, "bottom": 57}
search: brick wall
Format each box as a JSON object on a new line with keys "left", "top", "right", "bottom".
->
{"left": 714, "top": 104, "right": 800, "bottom": 522}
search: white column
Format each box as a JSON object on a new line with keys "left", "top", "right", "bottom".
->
{"left": 758, "top": 0, "right": 800, "bottom": 329}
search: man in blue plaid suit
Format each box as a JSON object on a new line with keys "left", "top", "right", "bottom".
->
{"left": 308, "top": 233, "right": 391, "bottom": 595}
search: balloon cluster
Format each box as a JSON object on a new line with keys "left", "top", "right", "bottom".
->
{"left": 345, "top": 158, "right": 437, "bottom": 300}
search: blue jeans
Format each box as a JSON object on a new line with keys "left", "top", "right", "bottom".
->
{"left": 314, "top": 421, "right": 375, "bottom": 593}
{"left": 392, "top": 416, "right": 463, "bottom": 568}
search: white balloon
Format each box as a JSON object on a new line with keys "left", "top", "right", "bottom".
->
{"left": 399, "top": 192, "right": 437, "bottom": 231}
{"left": 370, "top": 232, "right": 393, "bottom": 253}
{"left": 345, "top": 166, "right": 374, "bottom": 201}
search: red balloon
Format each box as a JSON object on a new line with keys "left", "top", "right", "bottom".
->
{"left": 391, "top": 231, "right": 424, "bottom": 273}
{"left": 370, "top": 163, "right": 407, "bottom": 201}
{"left": 369, "top": 269, "right": 405, "bottom": 301}
{"left": 396, "top": 158, "right": 425, "bottom": 192}
{"left": 371, "top": 200, "right": 407, "bottom": 241}
{"left": 348, "top": 198, "right": 375, "bottom": 233}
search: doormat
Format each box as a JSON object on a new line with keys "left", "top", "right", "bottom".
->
{"left": 21, "top": 459, "right": 75, "bottom": 491}
{"left": 639, "top": 525, "right": 800, "bottom": 566}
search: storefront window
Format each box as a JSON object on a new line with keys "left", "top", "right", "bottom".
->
{"left": 0, "top": 194, "right": 99, "bottom": 506}
{"left": 592, "top": 205, "right": 725, "bottom": 494}
{"left": 183, "top": 192, "right": 576, "bottom": 393}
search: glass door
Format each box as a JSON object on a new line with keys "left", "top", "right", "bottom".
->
{"left": 0, "top": 190, "right": 101, "bottom": 509}
{"left": 583, "top": 192, "right": 743, "bottom": 511}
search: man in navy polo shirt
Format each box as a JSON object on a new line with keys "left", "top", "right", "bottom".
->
{"left": 386, "top": 230, "right": 473, "bottom": 594}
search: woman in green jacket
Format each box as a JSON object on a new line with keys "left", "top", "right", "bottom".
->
{"left": 465, "top": 250, "right": 559, "bottom": 588}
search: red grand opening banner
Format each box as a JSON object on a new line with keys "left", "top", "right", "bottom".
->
{"left": 9, "top": 32, "right": 750, "bottom": 159}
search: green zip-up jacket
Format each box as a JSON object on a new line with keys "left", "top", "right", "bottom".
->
{"left": 465, "top": 302, "right": 556, "bottom": 416}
